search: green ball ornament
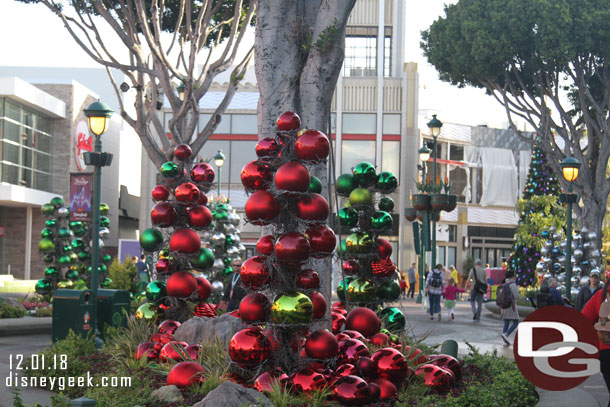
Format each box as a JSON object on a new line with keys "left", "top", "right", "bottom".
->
{"left": 352, "top": 162, "right": 376, "bottom": 187}
{"left": 69, "top": 221, "right": 83, "bottom": 230}
{"left": 100, "top": 203, "right": 110, "bottom": 216}
{"left": 140, "top": 228, "right": 164, "bottom": 252}
{"left": 159, "top": 248, "right": 170, "bottom": 258}
{"left": 378, "top": 197, "right": 395, "bottom": 212}
{"left": 99, "top": 264, "right": 108, "bottom": 274}
{"left": 38, "top": 238, "right": 56, "bottom": 252}
{"left": 146, "top": 281, "right": 166, "bottom": 301}
{"left": 336, "top": 174, "right": 355, "bottom": 196}
{"left": 99, "top": 216, "right": 110, "bottom": 228}
{"left": 57, "top": 255, "right": 71, "bottom": 266}
{"left": 214, "top": 210, "right": 228, "bottom": 222}
{"left": 101, "top": 278, "right": 113, "bottom": 288}
{"left": 134, "top": 292, "right": 147, "bottom": 302}
{"left": 216, "top": 204, "right": 228, "bottom": 212}
{"left": 41, "top": 204, "right": 55, "bottom": 216}
{"left": 222, "top": 266, "right": 234, "bottom": 276}
{"left": 68, "top": 252, "right": 79, "bottom": 264}
{"left": 135, "top": 303, "right": 157, "bottom": 320}
{"left": 77, "top": 251, "right": 90, "bottom": 261}
{"left": 223, "top": 257, "right": 232, "bottom": 266}
{"left": 375, "top": 171, "right": 397, "bottom": 193}
{"left": 160, "top": 161, "right": 180, "bottom": 178}
{"left": 349, "top": 188, "right": 373, "bottom": 206}
{"left": 45, "top": 219, "right": 57, "bottom": 228}
{"left": 57, "top": 280, "right": 74, "bottom": 289}
{"left": 43, "top": 254, "right": 55, "bottom": 264}
{"left": 347, "top": 278, "right": 376, "bottom": 302}
{"left": 74, "top": 279, "right": 88, "bottom": 290}
{"left": 376, "top": 279, "right": 401, "bottom": 301}
{"left": 71, "top": 239, "right": 85, "bottom": 250}
{"left": 308, "top": 176, "right": 322, "bottom": 194}
{"left": 44, "top": 266, "right": 59, "bottom": 279}
{"left": 41, "top": 228, "right": 54, "bottom": 239}
{"left": 338, "top": 207, "right": 358, "bottom": 228}
{"left": 72, "top": 227, "right": 87, "bottom": 237}
{"left": 379, "top": 307, "right": 406, "bottom": 332}
{"left": 271, "top": 292, "right": 314, "bottom": 324}
{"left": 73, "top": 264, "right": 86, "bottom": 274}
{"left": 65, "top": 268, "right": 80, "bottom": 281}
{"left": 35, "top": 279, "right": 52, "bottom": 295}
{"left": 370, "top": 211, "right": 393, "bottom": 230}
{"left": 346, "top": 232, "right": 374, "bottom": 253}
{"left": 57, "top": 227, "right": 71, "bottom": 239}
{"left": 191, "top": 247, "right": 215, "bottom": 270}
{"left": 50, "top": 197, "right": 64, "bottom": 207}
{"left": 102, "top": 254, "right": 112, "bottom": 264}
{"left": 336, "top": 277, "right": 354, "bottom": 302}
{"left": 62, "top": 245, "right": 73, "bottom": 254}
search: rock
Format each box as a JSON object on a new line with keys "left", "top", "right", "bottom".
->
{"left": 151, "top": 385, "right": 183, "bottom": 403}
{"left": 175, "top": 313, "right": 243, "bottom": 344}
{"left": 192, "top": 381, "right": 272, "bottom": 407}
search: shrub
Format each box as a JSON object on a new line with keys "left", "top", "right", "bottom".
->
{"left": 0, "top": 301, "right": 26, "bottom": 318}
{"left": 107, "top": 258, "right": 138, "bottom": 292}
{"left": 34, "top": 306, "right": 53, "bottom": 317}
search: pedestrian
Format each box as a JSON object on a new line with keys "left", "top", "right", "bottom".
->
{"left": 467, "top": 258, "right": 487, "bottom": 321}
{"left": 442, "top": 278, "right": 465, "bottom": 320}
{"left": 219, "top": 271, "right": 246, "bottom": 312}
{"left": 576, "top": 271, "right": 603, "bottom": 311}
{"left": 425, "top": 264, "right": 445, "bottom": 321}
{"left": 547, "top": 277, "right": 570, "bottom": 306}
{"left": 500, "top": 270, "right": 520, "bottom": 345}
{"left": 136, "top": 255, "right": 149, "bottom": 283}
{"left": 399, "top": 277, "right": 407, "bottom": 298}
{"left": 442, "top": 265, "right": 451, "bottom": 289}
{"left": 449, "top": 265, "right": 460, "bottom": 299}
{"left": 407, "top": 263, "right": 417, "bottom": 299}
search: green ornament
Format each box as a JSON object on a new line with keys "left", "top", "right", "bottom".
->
{"left": 43, "top": 254, "right": 55, "bottom": 264}
{"left": 58, "top": 255, "right": 71, "bottom": 265}
{"left": 214, "top": 210, "right": 228, "bottom": 221}
{"left": 69, "top": 221, "right": 83, "bottom": 230}
{"left": 35, "top": 279, "right": 52, "bottom": 295}
{"left": 99, "top": 216, "right": 110, "bottom": 228}
{"left": 38, "top": 238, "right": 56, "bottom": 252}
{"left": 376, "top": 280, "right": 401, "bottom": 301}
{"left": 370, "top": 211, "right": 393, "bottom": 230}
{"left": 134, "top": 292, "right": 147, "bottom": 303}
{"left": 45, "top": 219, "right": 57, "bottom": 228}
{"left": 380, "top": 328, "right": 392, "bottom": 336}
{"left": 349, "top": 188, "right": 373, "bottom": 206}
{"left": 102, "top": 254, "right": 112, "bottom": 264}
{"left": 41, "top": 204, "right": 55, "bottom": 216}
{"left": 346, "top": 232, "right": 374, "bottom": 253}
{"left": 71, "top": 239, "right": 85, "bottom": 250}
{"left": 72, "top": 264, "right": 86, "bottom": 274}
{"left": 191, "top": 247, "right": 215, "bottom": 270}
{"left": 378, "top": 197, "right": 395, "bottom": 212}
{"left": 57, "top": 280, "right": 74, "bottom": 289}
{"left": 44, "top": 266, "right": 59, "bottom": 279}
{"left": 140, "top": 228, "right": 164, "bottom": 252}
{"left": 222, "top": 266, "right": 234, "bottom": 276}
{"left": 99, "top": 203, "right": 110, "bottom": 216}
{"left": 336, "top": 239, "right": 347, "bottom": 255}
{"left": 62, "top": 245, "right": 73, "bottom": 254}
{"left": 65, "top": 268, "right": 80, "bottom": 281}
{"left": 225, "top": 234, "right": 235, "bottom": 246}
{"left": 146, "top": 281, "right": 167, "bottom": 301}
{"left": 41, "top": 228, "right": 55, "bottom": 239}
{"left": 271, "top": 292, "right": 314, "bottom": 324}
{"left": 77, "top": 251, "right": 90, "bottom": 261}
{"left": 68, "top": 252, "right": 79, "bottom": 264}
{"left": 160, "top": 161, "right": 180, "bottom": 178}
{"left": 375, "top": 171, "right": 398, "bottom": 193}
{"left": 379, "top": 307, "right": 406, "bottom": 332}
{"left": 338, "top": 207, "right": 358, "bottom": 228}
{"left": 347, "top": 278, "right": 376, "bottom": 302}
{"left": 160, "top": 248, "right": 170, "bottom": 258}
{"left": 74, "top": 279, "right": 88, "bottom": 290}
{"left": 99, "top": 264, "right": 108, "bottom": 274}
{"left": 72, "top": 227, "right": 87, "bottom": 237}
{"left": 57, "top": 227, "right": 71, "bottom": 239}
{"left": 336, "top": 174, "right": 355, "bottom": 196}
{"left": 50, "top": 197, "right": 64, "bottom": 207}
{"left": 135, "top": 303, "right": 157, "bottom": 320}
{"left": 100, "top": 278, "right": 112, "bottom": 288}
{"left": 336, "top": 277, "right": 354, "bottom": 302}
{"left": 223, "top": 257, "right": 232, "bottom": 266}
{"left": 309, "top": 176, "right": 322, "bottom": 194}
{"left": 352, "top": 162, "right": 376, "bottom": 187}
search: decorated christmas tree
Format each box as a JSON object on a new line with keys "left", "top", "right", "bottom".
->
{"left": 522, "top": 147, "right": 561, "bottom": 199}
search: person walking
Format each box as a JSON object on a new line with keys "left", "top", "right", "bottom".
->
{"left": 399, "top": 277, "right": 407, "bottom": 298}
{"left": 407, "top": 263, "right": 417, "bottom": 299}
{"left": 425, "top": 264, "right": 445, "bottom": 321}
{"left": 136, "top": 255, "right": 149, "bottom": 283}
{"left": 468, "top": 259, "right": 487, "bottom": 321}
{"left": 576, "top": 271, "right": 602, "bottom": 311}
{"left": 500, "top": 270, "right": 520, "bottom": 345}
{"left": 442, "top": 278, "right": 465, "bottom": 320}
{"left": 449, "top": 265, "right": 460, "bottom": 299}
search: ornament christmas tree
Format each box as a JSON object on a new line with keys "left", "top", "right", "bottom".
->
{"left": 522, "top": 147, "right": 560, "bottom": 199}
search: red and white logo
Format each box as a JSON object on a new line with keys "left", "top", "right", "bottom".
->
{"left": 74, "top": 120, "right": 92, "bottom": 172}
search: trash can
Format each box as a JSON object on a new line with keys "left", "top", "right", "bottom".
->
{"left": 52, "top": 289, "right": 95, "bottom": 342}
{"left": 97, "top": 289, "right": 130, "bottom": 337}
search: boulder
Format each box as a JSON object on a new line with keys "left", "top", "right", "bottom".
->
{"left": 151, "top": 385, "right": 183, "bottom": 403}
{"left": 174, "top": 313, "right": 243, "bottom": 344}
{"left": 192, "top": 381, "right": 272, "bottom": 407}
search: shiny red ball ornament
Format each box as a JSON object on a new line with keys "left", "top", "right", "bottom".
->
{"left": 135, "top": 342, "right": 158, "bottom": 360}
{"left": 185, "top": 344, "right": 202, "bottom": 360}
{"left": 155, "top": 258, "right": 172, "bottom": 274}
{"left": 256, "top": 235, "right": 275, "bottom": 256}
{"left": 151, "top": 202, "right": 177, "bottom": 227}
{"left": 160, "top": 341, "right": 190, "bottom": 361}
{"left": 174, "top": 144, "right": 192, "bottom": 161}
{"left": 356, "top": 357, "right": 377, "bottom": 379}
{"left": 240, "top": 256, "right": 270, "bottom": 289}
{"left": 158, "top": 320, "right": 181, "bottom": 335}
{"left": 152, "top": 185, "right": 170, "bottom": 201}
{"left": 332, "top": 312, "right": 346, "bottom": 334}
{"left": 371, "top": 332, "right": 391, "bottom": 347}
{"left": 196, "top": 277, "right": 212, "bottom": 300}
{"left": 305, "top": 330, "right": 338, "bottom": 359}
{"left": 373, "top": 378, "right": 398, "bottom": 401}
{"left": 305, "top": 225, "right": 336, "bottom": 257}
{"left": 333, "top": 307, "right": 348, "bottom": 317}
{"left": 415, "top": 364, "right": 453, "bottom": 391}
{"left": 335, "top": 363, "right": 358, "bottom": 377}
{"left": 254, "top": 369, "right": 290, "bottom": 393}
{"left": 255, "top": 137, "right": 280, "bottom": 159}
{"left": 296, "top": 193, "right": 329, "bottom": 222}
{"left": 190, "top": 162, "right": 215, "bottom": 183}
{"left": 404, "top": 346, "right": 429, "bottom": 366}
{"left": 239, "top": 292, "right": 271, "bottom": 323}
{"left": 368, "top": 382, "right": 381, "bottom": 402}
{"left": 337, "top": 338, "right": 370, "bottom": 365}
{"left": 166, "top": 361, "right": 205, "bottom": 388}
{"left": 336, "top": 330, "right": 365, "bottom": 342}
{"left": 428, "top": 354, "right": 462, "bottom": 380}
{"left": 245, "top": 191, "right": 280, "bottom": 225}
{"left": 275, "top": 161, "right": 310, "bottom": 192}
{"left": 376, "top": 238, "right": 393, "bottom": 258}
{"left": 169, "top": 228, "right": 201, "bottom": 253}
{"left": 295, "top": 129, "right": 330, "bottom": 161}
{"left": 150, "top": 332, "right": 173, "bottom": 345}
{"left": 332, "top": 301, "right": 345, "bottom": 309}
{"left": 309, "top": 291, "right": 327, "bottom": 319}
{"left": 275, "top": 232, "right": 311, "bottom": 262}
{"left": 194, "top": 302, "right": 217, "bottom": 318}
{"left": 166, "top": 271, "right": 197, "bottom": 297}
{"left": 371, "top": 257, "right": 396, "bottom": 277}
{"left": 296, "top": 269, "right": 320, "bottom": 289}
{"left": 290, "top": 368, "right": 326, "bottom": 393}
{"left": 345, "top": 307, "right": 381, "bottom": 338}
{"left": 332, "top": 375, "right": 370, "bottom": 406}
{"left": 241, "top": 160, "right": 273, "bottom": 191}
{"left": 342, "top": 260, "right": 360, "bottom": 275}
{"left": 197, "top": 193, "right": 208, "bottom": 206}
{"left": 372, "top": 347, "right": 408, "bottom": 386}
{"left": 174, "top": 182, "right": 201, "bottom": 204}
{"left": 187, "top": 205, "right": 213, "bottom": 228}
{"left": 276, "top": 111, "right": 301, "bottom": 131}
{"left": 229, "top": 328, "right": 272, "bottom": 367}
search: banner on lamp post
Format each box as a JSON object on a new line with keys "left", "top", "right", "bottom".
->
{"left": 69, "top": 173, "right": 93, "bottom": 222}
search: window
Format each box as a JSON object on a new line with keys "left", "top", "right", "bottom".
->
{"left": 449, "top": 167, "right": 467, "bottom": 201}
{"left": 231, "top": 114, "right": 257, "bottom": 134}
{"left": 342, "top": 113, "right": 376, "bottom": 134}
{"left": 198, "top": 140, "right": 230, "bottom": 185}
{"left": 382, "top": 141, "right": 399, "bottom": 176}
{"left": 229, "top": 141, "right": 257, "bottom": 183}
{"left": 383, "top": 114, "right": 400, "bottom": 134}
{"left": 199, "top": 113, "right": 231, "bottom": 134}
{"left": 450, "top": 144, "right": 464, "bottom": 161}
{"left": 344, "top": 27, "right": 392, "bottom": 77}
{"left": 448, "top": 225, "right": 457, "bottom": 242}
{"left": 437, "top": 246, "right": 446, "bottom": 266}
{"left": 341, "top": 140, "right": 375, "bottom": 174}
{"left": 448, "top": 247, "right": 456, "bottom": 269}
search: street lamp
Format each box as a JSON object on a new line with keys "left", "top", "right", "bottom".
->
{"left": 214, "top": 150, "right": 225, "bottom": 197}
{"left": 177, "top": 83, "right": 185, "bottom": 101}
{"left": 427, "top": 114, "right": 443, "bottom": 268}
{"left": 416, "top": 145, "right": 432, "bottom": 303}
{"left": 83, "top": 101, "right": 114, "bottom": 348}
{"left": 560, "top": 156, "right": 581, "bottom": 298}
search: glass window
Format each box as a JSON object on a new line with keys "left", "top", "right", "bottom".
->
{"left": 229, "top": 140, "right": 257, "bottom": 183}
{"left": 342, "top": 113, "right": 376, "bottom": 134}
{"left": 20, "top": 168, "right": 31, "bottom": 187}
{"left": 22, "top": 148, "right": 32, "bottom": 168}
{"left": 199, "top": 113, "right": 231, "bottom": 134}
{"left": 448, "top": 247, "right": 457, "bottom": 269}
{"left": 197, "top": 140, "right": 231, "bottom": 184}
{"left": 449, "top": 167, "right": 467, "bottom": 200}
{"left": 382, "top": 141, "right": 399, "bottom": 176}
{"left": 450, "top": 144, "right": 464, "bottom": 161}
{"left": 330, "top": 113, "right": 336, "bottom": 134}
{"left": 34, "top": 172, "right": 51, "bottom": 192}
{"left": 1, "top": 163, "right": 18, "bottom": 184}
{"left": 37, "top": 133, "right": 51, "bottom": 152}
{"left": 34, "top": 115, "right": 52, "bottom": 134}
{"left": 5, "top": 100, "right": 20, "bottom": 122}
{"left": 448, "top": 225, "right": 457, "bottom": 242}
{"left": 383, "top": 114, "right": 400, "bottom": 134}
{"left": 35, "top": 152, "right": 51, "bottom": 173}
{"left": 4, "top": 121, "right": 20, "bottom": 143}
{"left": 437, "top": 246, "right": 446, "bottom": 266}
{"left": 344, "top": 28, "right": 377, "bottom": 77}
{"left": 2, "top": 141, "right": 19, "bottom": 165}
{"left": 0, "top": 98, "right": 3, "bottom": 117}
{"left": 384, "top": 34, "right": 392, "bottom": 77}
{"left": 231, "top": 114, "right": 257, "bottom": 134}
{"left": 341, "top": 140, "right": 375, "bottom": 174}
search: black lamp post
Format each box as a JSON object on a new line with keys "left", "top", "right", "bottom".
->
{"left": 427, "top": 115, "right": 443, "bottom": 268}
{"left": 177, "top": 83, "right": 185, "bottom": 101}
{"left": 214, "top": 150, "right": 226, "bottom": 197}
{"left": 416, "top": 145, "right": 432, "bottom": 303}
{"left": 559, "top": 156, "right": 581, "bottom": 298}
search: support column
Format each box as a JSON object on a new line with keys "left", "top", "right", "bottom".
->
{"left": 24, "top": 206, "right": 32, "bottom": 280}
{"left": 336, "top": 74, "right": 343, "bottom": 173}
{"left": 375, "top": 0, "right": 384, "bottom": 168}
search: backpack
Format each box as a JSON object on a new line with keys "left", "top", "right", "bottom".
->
{"left": 496, "top": 282, "right": 514, "bottom": 309}
{"left": 429, "top": 270, "right": 442, "bottom": 288}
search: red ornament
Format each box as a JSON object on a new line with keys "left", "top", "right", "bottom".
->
{"left": 187, "top": 205, "right": 212, "bottom": 228}
{"left": 332, "top": 301, "right": 345, "bottom": 309}
{"left": 194, "top": 302, "right": 217, "bottom": 318}
{"left": 275, "top": 232, "right": 311, "bottom": 262}
{"left": 152, "top": 185, "right": 170, "bottom": 201}
{"left": 345, "top": 307, "right": 381, "bottom": 338}
{"left": 196, "top": 277, "right": 212, "bottom": 300}
{"left": 290, "top": 368, "right": 326, "bottom": 393}
{"left": 356, "top": 357, "right": 377, "bottom": 379}
{"left": 342, "top": 260, "right": 360, "bottom": 275}
{"left": 305, "top": 224, "right": 336, "bottom": 257}
{"left": 296, "top": 269, "right": 320, "bottom": 289}
{"left": 158, "top": 320, "right": 181, "bottom": 335}
{"left": 415, "top": 364, "right": 453, "bottom": 391}
{"left": 229, "top": 328, "right": 272, "bottom": 367}
{"left": 332, "top": 375, "right": 370, "bottom": 406}
{"left": 335, "top": 363, "right": 358, "bottom": 377}
{"left": 197, "top": 193, "right": 208, "bottom": 206}
{"left": 332, "top": 308, "right": 348, "bottom": 317}
{"left": 309, "top": 291, "right": 327, "bottom": 319}
{"left": 169, "top": 228, "right": 201, "bottom": 253}
{"left": 371, "top": 332, "right": 390, "bottom": 347}
{"left": 166, "top": 361, "right": 205, "bottom": 388}
{"left": 241, "top": 160, "right": 273, "bottom": 191}
{"left": 190, "top": 162, "right": 215, "bottom": 183}
{"left": 166, "top": 271, "right": 197, "bottom": 297}
{"left": 427, "top": 354, "right": 462, "bottom": 380}
{"left": 371, "top": 257, "right": 396, "bottom": 277}
{"left": 239, "top": 293, "right": 271, "bottom": 323}
{"left": 245, "top": 191, "right": 280, "bottom": 225}
{"left": 336, "top": 330, "right": 365, "bottom": 342}
{"left": 175, "top": 182, "right": 201, "bottom": 204}
{"left": 372, "top": 347, "right": 408, "bottom": 386}
{"left": 337, "top": 338, "right": 370, "bottom": 365}
{"left": 276, "top": 111, "right": 301, "bottom": 131}
{"left": 160, "top": 341, "right": 190, "bottom": 361}
{"left": 373, "top": 378, "right": 398, "bottom": 401}
{"left": 185, "top": 344, "right": 202, "bottom": 359}
{"left": 275, "top": 161, "right": 310, "bottom": 192}
{"left": 305, "top": 330, "right": 338, "bottom": 359}
{"left": 155, "top": 258, "right": 172, "bottom": 274}
{"left": 403, "top": 346, "right": 428, "bottom": 366}
{"left": 332, "top": 312, "right": 346, "bottom": 334}
{"left": 295, "top": 129, "right": 330, "bottom": 161}
{"left": 151, "top": 332, "right": 173, "bottom": 345}
{"left": 151, "top": 202, "right": 177, "bottom": 227}
{"left": 368, "top": 383, "right": 381, "bottom": 402}
{"left": 376, "top": 238, "right": 393, "bottom": 258}
{"left": 256, "top": 234, "right": 275, "bottom": 256}
{"left": 174, "top": 144, "right": 192, "bottom": 161}
{"left": 135, "top": 342, "right": 158, "bottom": 360}
{"left": 296, "top": 193, "right": 330, "bottom": 222}
{"left": 240, "top": 256, "right": 270, "bottom": 289}
{"left": 255, "top": 137, "right": 280, "bottom": 159}
{"left": 254, "top": 369, "right": 290, "bottom": 393}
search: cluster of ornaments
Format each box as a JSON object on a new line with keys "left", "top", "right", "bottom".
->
{"left": 36, "top": 197, "right": 113, "bottom": 296}
{"left": 137, "top": 144, "right": 217, "bottom": 321}
{"left": 334, "top": 163, "right": 400, "bottom": 306}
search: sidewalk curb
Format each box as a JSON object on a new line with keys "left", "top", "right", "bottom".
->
{"left": 0, "top": 316, "right": 51, "bottom": 337}
{"left": 536, "top": 387, "right": 602, "bottom": 407}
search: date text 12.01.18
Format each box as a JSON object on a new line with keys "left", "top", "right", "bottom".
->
{"left": 9, "top": 354, "right": 67, "bottom": 371}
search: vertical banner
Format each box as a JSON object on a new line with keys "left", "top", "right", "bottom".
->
{"left": 69, "top": 173, "right": 93, "bottom": 222}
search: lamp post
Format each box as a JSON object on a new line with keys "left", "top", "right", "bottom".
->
{"left": 416, "top": 145, "right": 432, "bottom": 304}
{"left": 214, "top": 150, "right": 225, "bottom": 197}
{"left": 427, "top": 115, "right": 443, "bottom": 268}
{"left": 560, "top": 156, "right": 581, "bottom": 298}
{"left": 177, "top": 83, "right": 185, "bottom": 101}
{"left": 83, "top": 101, "right": 114, "bottom": 348}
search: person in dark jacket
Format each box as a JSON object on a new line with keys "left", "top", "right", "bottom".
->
{"left": 219, "top": 272, "right": 246, "bottom": 312}
{"left": 576, "top": 271, "right": 602, "bottom": 311}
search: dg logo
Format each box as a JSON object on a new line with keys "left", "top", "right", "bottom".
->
{"left": 514, "top": 305, "right": 600, "bottom": 390}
